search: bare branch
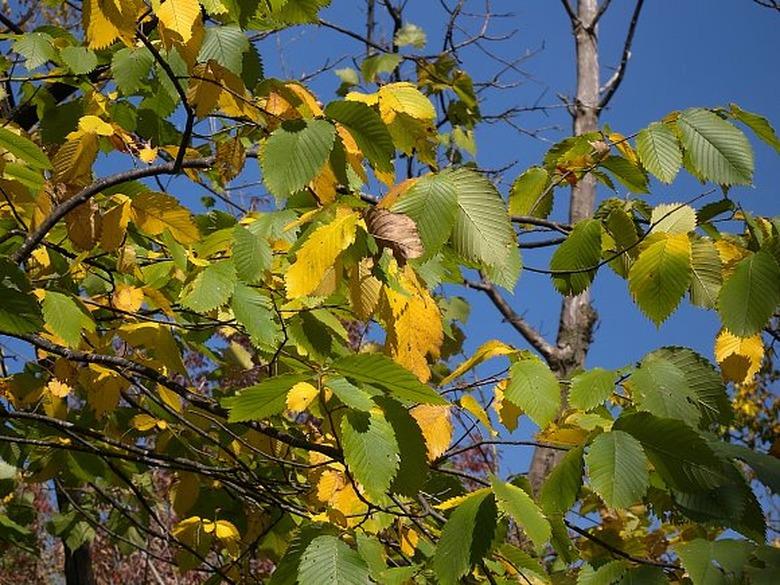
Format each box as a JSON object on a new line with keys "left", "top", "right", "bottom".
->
{"left": 464, "top": 277, "right": 561, "bottom": 364}
{"left": 592, "top": 0, "right": 614, "bottom": 26}
{"left": 598, "top": 0, "right": 645, "bottom": 109}
{"left": 559, "top": 0, "right": 579, "bottom": 24}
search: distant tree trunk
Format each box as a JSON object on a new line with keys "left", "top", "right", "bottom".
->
{"left": 55, "top": 485, "right": 97, "bottom": 585}
{"left": 528, "top": 0, "right": 600, "bottom": 493}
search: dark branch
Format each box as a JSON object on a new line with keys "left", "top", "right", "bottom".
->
{"left": 599, "top": 0, "right": 645, "bottom": 109}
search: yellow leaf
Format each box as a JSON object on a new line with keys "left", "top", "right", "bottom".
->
{"left": 171, "top": 472, "right": 200, "bottom": 516}
{"left": 608, "top": 132, "right": 639, "bottom": 165}
{"left": 118, "top": 322, "right": 186, "bottom": 375}
{"left": 379, "top": 265, "right": 443, "bottom": 382}
{"left": 131, "top": 413, "right": 160, "bottom": 431}
{"left": 46, "top": 379, "right": 72, "bottom": 398}
{"left": 65, "top": 198, "right": 101, "bottom": 251}
{"left": 440, "top": 340, "right": 517, "bottom": 386}
{"left": 155, "top": 0, "right": 201, "bottom": 43}
{"left": 285, "top": 209, "right": 360, "bottom": 298}
{"left": 348, "top": 259, "right": 381, "bottom": 320}
{"left": 100, "top": 194, "right": 132, "bottom": 251}
{"left": 130, "top": 191, "right": 200, "bottom": 244}
{"left": 714, "top": 238, "right": 749, "bottom": 278}
{"left": 83, "top": 0, "right": 139, "bottom": 49}
{"left": 78, "top": 115, "right": 115, "bottom": 136}
{"left": 112, "top": 283, "right": 144, "bottom": 312}
{"left": 714, "top": 329, "right": 764, "bottom": 385}
{"left": 460, "top": 394, "right": 496, "bottom": 436}
{"left": 81, "top": 364, "right": 126, "bottom": 417}
{"left": 286, "top": 382, "right": 319, "bottom": 412}
{"left": 138, "top": 145, "right": 158, "bottom": 163}
{"left": 493, "top": 380, "right": 522, "bottom": 433}
{"left": 286, "top": 83, "right": 324, "bottom": 117}
{"left": 536, "top": 423, "right": 588, "bottom": 446}
{"left": 210, "top": 520, "right": 240, "bottom": 542}
{"left": 377, "top": 82, "right": 436, "bottom": 123}
{"left": 411, "top": 404, "right": 452, "bottom": 461}
{"left": 53, "top": 133, "right": 99, "bottom": 184}
{"left": 436, "top": 487, "right": 491, "bottom": 510}
{"left": 400, "top": 527, "right": 419, "bottom": 556}
{"left": 345, "top": 91, "right": 379, "bottom": 107}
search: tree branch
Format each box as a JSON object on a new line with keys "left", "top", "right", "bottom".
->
{"left": 464, "top": 277, "right": 560, "bottom": 364}
{"left": 2, "top": 332, "right": 342, "bottom": 459}
{"left": 598, "top": 0, "right": 645, "bottom": 109}
{"left": 559, "top": 0, "right": 579, "bottom": 25}
{"left": 10, "top": 157, "right": 214, "bottom": 264}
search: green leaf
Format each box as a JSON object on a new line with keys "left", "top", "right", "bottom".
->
{"left": 332, "top": 353, "right": 447, "bottom": 405}
{"left": 505, "top": 358, "right": 561, "bottom": 429}
{"left": 340, "top": 409, "right": 399, "bottom": 501}
{"left": 232, "top": 225, "right": 271, "bottom": 283}
{"left": 578, "top": 561, "right": 628, "bottom": 585}
{"left": 508, "top": 167, "right": 551, "bottom": 218}
{"left": 605, "top": 207, "right": 639, "bottom": 277}
{"left": 613, "top": 412, "right": 726, "bottom": 491}
{"left": 585, "top": 431, "right": 649, "bottom": 508}
{"left": 490, "top": 476, "right": 550, "bottom": 550}
{"left": 448, "top": 168, "right": 515, "bottom": 269}
{"left": 551, "top": 219, "right": 602, "bottom": 295}
{"left": 713, "top": 442, "right": 780, "bottom": 494}
{"left": 676, "top": 539, "right": 753, "bottom": 585}
{"left": 13, "top": 32, "right": 55, "bottom": 69}
{"left": 629, "top": 355, "right": 700, "bottom": 426}
{"left": 483, "top": 245, "right": 522, "bottom": 292}
{"left": 325, "top": 100, "right": 394, "bottom": 172}
{"left": 325, "top": 377, "right": 376, "bottom": 411}
{"left": 569, "top": 368, "right": 615, "bottom": 411}
{"left": 677, "top": 108, "right": 754, "bottom": 185}
{"left": 230, "top": 283, "right": 279, "bottom": 347}
{"left": 498, "top": 544, "right": 549, "bottom": 583}
{"left": 0, "top": 261, "right": 43, "bottom": 335}
{"left": 111, "top": 47, "right": 154, "bottom": 95}
{"left": 298, "top": 535, "right": 371, "bottom": 585}
{"left": 730, "top": 103, "right": 780, "bottom": 154}
{"left": 394, "top": 23, "right": 426, "bottom": 48}
{"left": 650, "top": 203, "right": 697, "bottom": 234}
{"left": 433, "top": 490, "right": 497, "bottom": 585}
{"left": 221, "top": 373, "right": 308, "bottom": 422}
{"left": 261, "top": 119, "right": 336, "bottom": 198}
{"left": 628, "top": 233, "right": 692, "bottom": 325}
{"left": 649, "top": 347, "right": 731, "bottom": 426}
{"left": 42, "top": 291, "right": 94, "bottom": 348}
{"left": 540, "top": 446, "right": 584, "bottom": 514}
{"left": 198, "top": 25, "right": 250, "bottom": 76}
{"left": 599, "top": 156, "right": 649, "bottom": 193}
{"left": 718, "top": 250, "right": 780, "bottom": 336}
{"left": 689, "top": 238, "right": 722, "bottom": 309}
{"left": 0, "top": 126, "right": 52, "bottom": 170}
{"left": 179, "top": 260, "right": 237, "bottom": 313}
{"left": 391, "top": 171, "right": 459, "bottom": 255}
{"left": 617, "top": 566, "right": 668, "bottom": 585}
{"left": 377, "top": 397, "right": 429, "bottom": 497}
{"left": 635, "top": 122, "right": 682, "bottom": 184}
{"left": 360, "top": 53, "right": 402, "bottom": 82}
{"left": 59, "top": 46, "right": 98, "bottom": 75}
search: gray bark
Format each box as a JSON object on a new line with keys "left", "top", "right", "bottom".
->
{"left": 528, "top": 0, "right": 600, "bottom": 494}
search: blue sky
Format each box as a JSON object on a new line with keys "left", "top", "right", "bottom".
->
{"left": 252, "top": 1, "right": 780, "bottom": 472}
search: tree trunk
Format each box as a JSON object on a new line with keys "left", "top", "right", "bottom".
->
{"left": 56, "top": 485, "right": 97, "bottom": 585}
{"left": 528, "top": 0, "right": 600, "bottom": 494}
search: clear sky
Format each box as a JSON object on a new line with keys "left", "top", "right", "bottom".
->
{"left": 253, "top": 0, "right": 780, "bottom": 473}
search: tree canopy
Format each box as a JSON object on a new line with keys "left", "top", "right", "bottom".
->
{"left": 0, "top": 1, "right": 778, "bottom": 584}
